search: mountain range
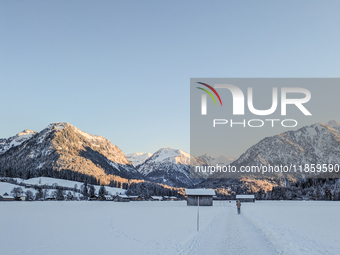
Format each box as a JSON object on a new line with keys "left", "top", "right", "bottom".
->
{"left": 1, "top": 120, "right": 339, "bottom": 190}
{"left": 230, "top": 120, "right": 340, "bottom": 177}
{"left": 199, "top": 120, "right": 340, "bottom": 189}
{"left": 0, "top": 123, "right": 211, "bottom": 187}
{"left": 134, "top": 147, "right": 207, "bottom": 187}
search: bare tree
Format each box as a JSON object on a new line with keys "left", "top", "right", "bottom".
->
{"left": 11, "top": 187, "right": 23, "bottom": 197}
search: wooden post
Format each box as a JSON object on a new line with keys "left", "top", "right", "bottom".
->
{"left": 197, "top": 196, "right": 200, "bottom": 232}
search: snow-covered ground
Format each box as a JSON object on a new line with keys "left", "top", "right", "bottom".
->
{"left": 0, "top": 201, "right": 339, "bottom": 255}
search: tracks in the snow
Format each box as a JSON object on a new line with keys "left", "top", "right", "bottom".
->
{"left": 180, "top": 202, "right": 277, "bottom": 255}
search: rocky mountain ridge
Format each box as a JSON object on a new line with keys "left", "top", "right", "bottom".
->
{"left": 0, "top": 122, "right": 142, "bottom": 184}
{"left": 136, "top": 147, "right": 206, "bottom": 187}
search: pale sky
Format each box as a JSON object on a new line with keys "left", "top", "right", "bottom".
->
{"left": 1, "top": 1, "right": 340, "bottom": 156}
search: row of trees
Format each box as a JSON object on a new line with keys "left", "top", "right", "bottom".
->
{"left": 126, "top": 182, "right": 184, "bottom": 198}
{"left": 3, "top": 165, "right": 340, "bottom": 201}
{"left": 79, "top": 181, "right": 108, "bottom": 200}
{"left": 109, "top": 180, "right": 129, "bottom": 189}
{"left": 205, "top": 178, "right": 340, "bottom": 201}
{"left": 10, "top": 184, "right": 109, "bottom": 201}
{"left": 10, "top": 187, "right": 34, "bottom": 200}
{"left": 0, "top": 167, "right": 100, "bottom": 186}
{"left": 260, "top": 178, "right": 340, "bottom": 200}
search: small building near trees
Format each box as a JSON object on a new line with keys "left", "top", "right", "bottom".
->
{"left": 89, "top": 195, "right": 98, "bottom": 201}
{"left": 15, "top": 195, "right": 26, "bottom": 201}
{"left": 104, "top": 195, "right": 113, "bottom": 201}
{"left": 129, "top": 195, "right": 143, "bottom": 201}
{"left": 149, "top": 196, "right": 163, "bottom": 201}
{"left": 0, "top": 193, "right": 14, "bottom": 201}
{"left": 236, "top": 194, "right": 255, "bottom": 202}
{"left": 185, "top": 189, "right": 215, "bottom": 206}
{"left": 114, "top": 194, "right": 130, "bottom": 202}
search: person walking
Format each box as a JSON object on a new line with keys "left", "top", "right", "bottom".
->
{"left": 236, "top": 200, "right": 241, "bottom": 214}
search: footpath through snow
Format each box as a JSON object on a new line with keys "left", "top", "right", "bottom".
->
{"left": 181, "top": 201, "right": 277, "bottom": 255}
{"left": 181, "top": 201, "right": 340, "bottom": 255}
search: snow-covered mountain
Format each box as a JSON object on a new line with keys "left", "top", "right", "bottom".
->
{"left": 214, "top": 120, "right": 340, "bottom": 179}
{"left": 136, "top": 147, "right": 206, "bottom": 187}
{"left": 4, "top": 120, "right": 338, "bottom": 189}
{"left": 0, "top": 129, "right": 37, "bottom": 154}
{"left": 0, "top": 122, "right": 142, "bottom": 184}
{"left": 199, "top": 154, "right": 235, "bottom": 166}
{"left": 126, "top": 152, "right": 152, "bottom": 167}
{"left": 197, "top": 120, "right": 340, "bottom": 190}
{"left": 0, "top": 123, "right": 206, "bottom": 188}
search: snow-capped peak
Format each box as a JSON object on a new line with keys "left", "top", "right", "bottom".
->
{"left": 17, "top": 129, "right": 36, "bottom": 136}
{"left": 45, "top": 122, "right": 111, "bottom": 146}
{"left": 0, "top": 129, "right": 37, "bottom": 154}
{"left": 126, "top": 152, "right": 152, "bottom": 167}
{"left": 0, "top": 122, "right": 142, "bottom": 181}
{"left": 151, "top": 147, "right": 191, "bottom": 164}
{"left": 224, "top": 120, "right": 340, "bottom": 179}
{"left": 46, "top": 122, "right": 68, "bottom": 131}
{"left": 135, "top": 147, "right": 204, "bottom": 187}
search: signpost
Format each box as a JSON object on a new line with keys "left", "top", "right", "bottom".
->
{"left": 197, "top": 196, "right": 199, "bottom": 232}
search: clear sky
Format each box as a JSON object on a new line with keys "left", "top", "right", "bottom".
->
{"left": 1, "top": 1, "right": 340, "bottom": 156}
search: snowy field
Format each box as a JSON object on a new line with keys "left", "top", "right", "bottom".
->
{"left": 0, "top": 201, "right": 339, "bottom": 255}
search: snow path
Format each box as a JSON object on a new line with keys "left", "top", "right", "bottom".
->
{"left": 181, "top": 202, "right": 277, "bottom": 255}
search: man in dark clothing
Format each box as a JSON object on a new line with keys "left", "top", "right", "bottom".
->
{"left": 236, "top": 200, "right": 241, "bottom": 214}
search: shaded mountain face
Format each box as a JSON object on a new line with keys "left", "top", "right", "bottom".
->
{"left": 234, "top": 121, "right": 340, "bottom": 167}
{"left": 136, "top": 147, "right": 206, "bottom": 187}
{"left": 0, "top": 123, "right": 142, "bottom": 183}
{"left": 126, "top": 152, "right": 152, "bottom": 167}
{"left": 196, "top": 121, "right": 340, "bottom": 193}
{"left": 208, "top": 120, "right": 340, "bottom": 180}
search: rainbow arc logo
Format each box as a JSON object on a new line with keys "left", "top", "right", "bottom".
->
{"left": 196, "top": 82, "right": 222, "bottom": 106}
